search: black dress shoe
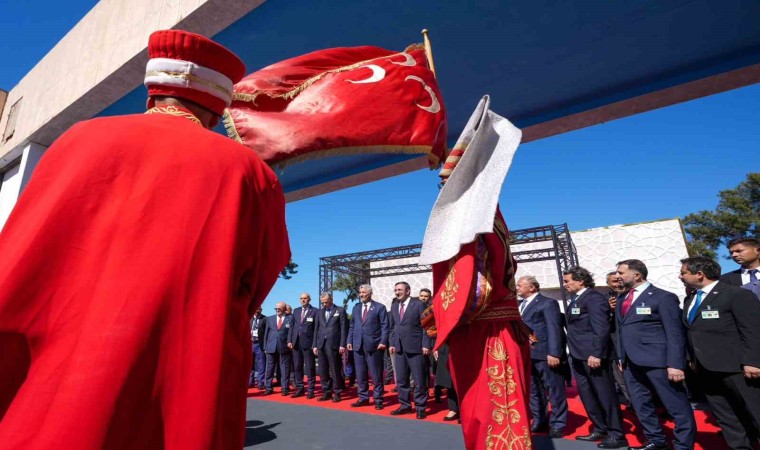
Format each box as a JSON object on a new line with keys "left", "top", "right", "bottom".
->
{"left": 281, "top": 390, "right": 290, "bottom": 396}
{"left": 332, "top": 393, "right": 341, "bottom": 403}
{"left": 351, "top": 399, "right": 369, "bottom": 407}
{"left": 416, "top": 410, "right": 427, "bottom": 420}
{"left": 576, "top": 432, "right": 608, "bottom": 441}
{"left": 548, "top": 429, "right": 564, "bottom": 439}
{"left": 596, "top": 438, "right": 628, "bottom": 449}
{"left": 264, "top": 389, "right": 273, "bottom": 396}
{"left": 317, "top": 393, "right": 331, "bottom": 401}
{"left": 629, "top": 442, "right": 668, "bottom": 450}
{"left": 306, "top": 392, "right": 315, "bottom": 399}
{"left": 390, "top": 407, "right": 412, "bottom": 416}
{"left": 291, "top": 390, "right": 304, "bottom": 398}
{"left": 375, "top": 402, "right": 384, "bottom": 410}
{"left": 443, "top": 412, "right": 460, "bottom": 422}
{"left": 530, "top": 422, "right": 548, "bottom": 433}
{"left": 391, "top": 387, "right": 398, "bottom": 393}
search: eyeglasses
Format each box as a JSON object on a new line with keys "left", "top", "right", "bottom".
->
{"left": 274, "top": 308, "right": 282, "bottom": 311}
{"left": 300, "top": 297, "right": 309, "bottom": 300}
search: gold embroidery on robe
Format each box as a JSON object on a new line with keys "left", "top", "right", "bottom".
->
{"left": 485, "top": 338, "right": 531, "bottom": 450}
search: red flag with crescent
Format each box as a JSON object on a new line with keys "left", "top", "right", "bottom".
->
{"left": 224, "top": 45, "right": 447, "bottom": 168}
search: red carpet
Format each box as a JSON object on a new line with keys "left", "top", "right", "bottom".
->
{"left": 249, "top": 380, "right": 729, "bottom": 449}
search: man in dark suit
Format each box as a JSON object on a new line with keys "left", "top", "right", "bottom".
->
{"left": 389, "top": 281, "right": 433, "bottom": 419}
{"left": 680, "top": 256, "right": 760, "bottom": 450}
{"left": 517, "top": 275, "right": 568, "bottom": 438}
{"left": 563, "top": 266, "right": 627, "bottom": 449}
{"left": 288, "top": 293, "right": 318, "bottom": 398}
{"left": 606, "top": 271, "right": 631, "bottom": 407}
{"left": 249, "top": 307, "right": 267, "bottom": 390}
{"left": 348, "top": 284, "right": 389, "bottom": 410}
{"left": 616, "top": 259, "right": 695, "bottom": 450}
{"left": 263, "top": 302, "right": 294, "bottom": 395}
{"left": 720, "top": 237, "right": 760, "bottom": 290}
{"left": 312, "top": 292, "right": 348, "bottom": 403}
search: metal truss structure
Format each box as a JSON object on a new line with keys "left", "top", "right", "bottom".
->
{"left": 319, "top": 223, "right": 578, "bottom": 302}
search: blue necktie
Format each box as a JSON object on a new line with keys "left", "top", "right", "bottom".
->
{"left": 749, "top": 269, "right": 759, "bottom": 283}
{"left": 687, "top": 290, "right": 705, "bottom": 324}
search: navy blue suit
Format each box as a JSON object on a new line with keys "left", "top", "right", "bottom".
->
{"left": 249, "top": 314, "right": 267, "bottom": 387}
{"left": 389, "top": 297, "right": 433, "bottom": 411}
{"left": 288, "top": 305, "right": 318, "bottom": 394}
{"left": 313, "top": 305, "right": 348, "bottom": 395}
{"left": 566, "top": 288, "right": 624, "bottom": 440}
{"left": 616, "top": 283, "right": 695, "bottom": 450}
{"left": 263, "top": 314, "right": 294, "bottom": 392}
{"left": 520, "top": 293, "right": 568, "bottom": 430}
{"left": 348, "top": 300, "right": 389, "bottom": 403}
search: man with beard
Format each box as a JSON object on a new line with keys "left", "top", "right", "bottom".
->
{"left": 721, "top": 238, "right": 760, "bottom": 299}
{"left": 616, "top": 260, "right": 695, "bottom": 450}
{"left": 606, "top": 271, "right": 631, "bottom": 407}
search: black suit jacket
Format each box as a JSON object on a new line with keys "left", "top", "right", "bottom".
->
{"left": 566, "top": 289, "right": 612, "bottom": 360}
{"left": 250, "top": 314, "right": 267, "bottom": 349}
{"left": 683, "top": 281, "right": 760, "bottom": 373}
{"left": 389, "top": 297, "right": 433, "bottom": 353}
{"left": 312, "top": 305, "right": 348, "bottom": 350}
{"left": 289, "top": 305, "right": 318, "bottom": 350}
{"left": 719, "top": 269, "right": 743, "bottom": 287}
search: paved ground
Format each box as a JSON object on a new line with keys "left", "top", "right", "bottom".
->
{"left": 245, "top": 399, "right": 595, "bottom": 449}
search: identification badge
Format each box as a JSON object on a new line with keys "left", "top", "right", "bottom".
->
{"left": 571, "top": 307, "right": 581, "bottom": 315}
{"left": 636, "top": 307, "right": 652, "bottom": 315}
{"left": 253, "top": 330, "right": 259, "bottom": 337}
{"left": 334, "top": 312, "right": 340, "bottom": 317}
{"left": 306, "top": 317, "right": 314, "bottom": 322}
{"left": 701, "top": 310, "right": 719, "bottom": 319}
{"left": 285, "top": 323, "right": 291, "bottom": 328}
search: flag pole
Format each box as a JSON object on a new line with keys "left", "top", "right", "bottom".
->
{"left": 421, "top": 29, "right": 437, "bottom": 77}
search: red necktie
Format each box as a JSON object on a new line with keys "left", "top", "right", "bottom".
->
{"left": 362, "top": 303, "right": 369, "bottom": 322}
{"left": 399, "top": 302, "right": 406, "bottom": 320}
{"left": 620, "top": 289, "right": 635, "bottom": 316}
{"left": 277, "top": 316, "right": 283, "bottom": 329}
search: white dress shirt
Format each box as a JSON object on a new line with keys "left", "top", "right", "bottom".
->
{"left": 686, "top": 280, "right": 719, "bottom": 317}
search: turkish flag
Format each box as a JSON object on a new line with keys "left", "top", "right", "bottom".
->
{"left": 224, "top": 45, "right": 447, "bottom": 168}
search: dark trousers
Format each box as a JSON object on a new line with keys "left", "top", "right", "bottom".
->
{"left": 395, "top": 351, "right": 428, "bottom": 411}
{"left": 318, "top": 346, "right": 345, "bottom": 394}
{"left": 697, "top": 367, "right": 760, "bottom": 450}
{"left": 292, "top": 346, "right": 316, "bottom": 393}
{"left": 355, "top": 347, "right": 385, "bottom": 402}
{"left": 625, "top": 361, "right": 696, "bottom": 450}
{"left": 265, "top": 350, "right": 292, "bottom": 391}
{"left": 571, "top": 357, "right": 624, "bottom": 440}
{"left": 250, "top": 343, "right": 265, "bottom": 386}
{"left": 447, "top": 385, "right": 460, "bottom": 413}
{"left": 530, "top": 359, "right": 569, "bottom": 430}
{"left": 383, "top": 349, "right": 395, "bottom": 384}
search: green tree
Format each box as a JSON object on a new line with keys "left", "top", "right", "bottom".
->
{"left": 279, "top": 259, "right": 299, "bottom": 279}
{"left": 331, "top": 265, "right": 369, "bottom": 309}
{"left": 683, "top": 172, "right": 759, "bottom": 259}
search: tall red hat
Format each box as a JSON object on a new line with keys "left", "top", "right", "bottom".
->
{"left": 144, "top": 29, "right": 246, "bottom": 116}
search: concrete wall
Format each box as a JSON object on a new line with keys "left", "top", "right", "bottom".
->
{"left": 0, "top": 0, "right": 265, "bottom": 169}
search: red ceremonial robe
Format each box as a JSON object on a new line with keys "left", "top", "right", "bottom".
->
{"left": 0, "top": 110, "right": 290, "bottom": 449}
{"left": 431, "top": 209, "right": 531, "bottom": 450}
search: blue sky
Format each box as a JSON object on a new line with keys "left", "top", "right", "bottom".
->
{"left": 1, "top": 2, "right": 755, "bottom": 315}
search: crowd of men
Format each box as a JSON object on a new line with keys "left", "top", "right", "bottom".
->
{"left": 251, "top": 237, "right": 760, "bottom": 450}
{"left": 519, "top": 237, "right": 760, "bottom": 450}
{"left": 250, "top": 282, "right": 459, "bottom": 421}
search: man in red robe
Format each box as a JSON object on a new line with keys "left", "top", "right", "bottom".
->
{"left": 0, "top": 30, "right": 290, "bottom": 449}
{"left": 420, "top": 96, "right": 531, "bottom": 450}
